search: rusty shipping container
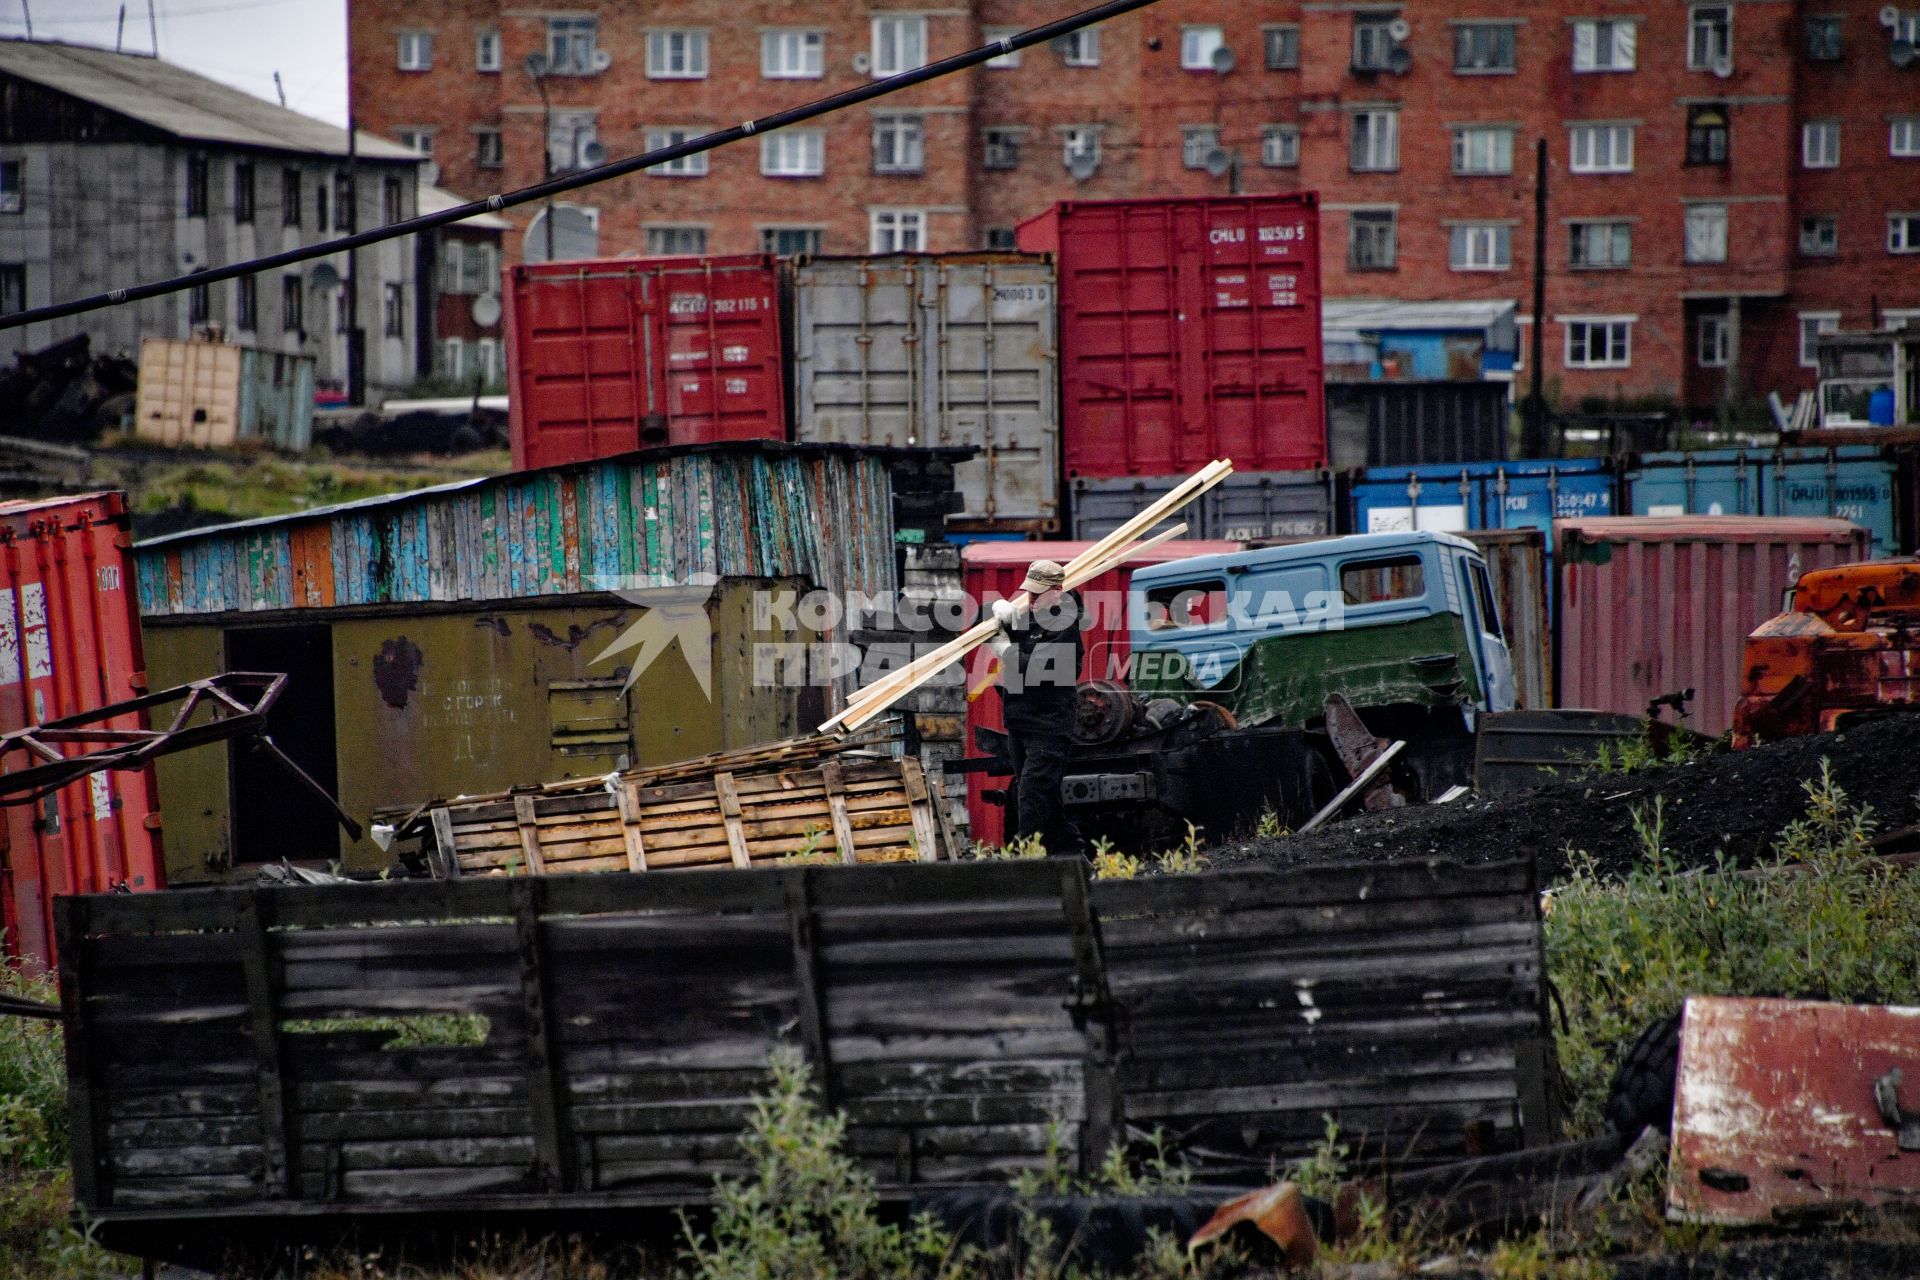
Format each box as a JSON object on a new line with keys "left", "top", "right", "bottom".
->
{"left": 506, "top": 255, "right": 787, "bottom": 470}
{"left": 1462, "top": 529, "right": 1551, "bottom": 711}
{"left": 961, "top": 539, "right": 1241, "bottom": 847}
{"left": 791, "top": 253, "right": 1060, "bottom": 531}
{"left": 0, "top": 493, "right": 162, "bottom": 970}
{"left": 1017, "top": 193, "right": 1326, "bottom": 479}
{"left": 1555, "top": 516, "right": 1869, "bottom": 738}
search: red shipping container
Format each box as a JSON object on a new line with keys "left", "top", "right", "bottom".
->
{"left": 0, "top": 493, "right": 162, "bottom": 970}
{"left": 1555, "top": 516, "right": 1868, "bottom": 738}
{"left": 507, "top": 254, "right": 787, "bottom": 470}
{"left": 1017, "top": 193, "right": 1326, "bottom": 479}
{"left": 959, "top": 539, "right": 1240, "bottom": 848}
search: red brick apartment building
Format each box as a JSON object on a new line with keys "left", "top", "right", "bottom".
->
{"left": 348, "top": 1, "right": 1920, "bottom": 414}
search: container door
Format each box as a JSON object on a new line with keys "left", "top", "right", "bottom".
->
{"left": 792, "top": 259, "right": 918, "bottom": 448}
{"left": 1462, "top": 554, "right": 1516, "bottom": 713}
{"left": 1628, "top": 450, "right": 1760, "bottom": 518}
{"left": 1768, "top": 447, "right": 1896, "bottom": 557}
{"left": 1354, "top": 468, "right": 1473, "bottom": 533}
{"left": 660, "top": 260, "right": 785, "bottom": 444}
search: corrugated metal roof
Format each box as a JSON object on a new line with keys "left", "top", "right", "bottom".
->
{"left": 0, "top": 39, "right": 418, "bottom": 160}
{"left": 416, "top": 182, "right": 511, "bottom": 231}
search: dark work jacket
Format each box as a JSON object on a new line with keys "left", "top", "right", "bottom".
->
{"left": 999, "top": 592, "right": 1084, "bottom": 733}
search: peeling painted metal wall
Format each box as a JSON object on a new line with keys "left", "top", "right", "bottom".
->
{"left": 1462, "top": 529, "right": 1551, "bottom": 710}
{"left": 132, "top": 444, "right": 897, "bottom": 619}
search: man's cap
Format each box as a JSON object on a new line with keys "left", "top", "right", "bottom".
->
{"left": 1020, "top": 559, "right": 1066, "bottom": 595}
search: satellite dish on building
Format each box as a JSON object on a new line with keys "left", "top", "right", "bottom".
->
{"left": 471, "top": 294, "right": 503, "bottom": 329}
{"left": 851, "top": 51, "right": 871, "bottom": 73}
{"left": 523, "top": 51, "right": 550, "bottom": 79}
{"left": 1882, "top": 5, "right": 1902, "bottom": 29}
{"left": 1211, "top": 44, "right": 1236, "bottom": 73}
{"left": 1387, "top": 18, "right": 1411, "bottom": 42}
{"left": 1711, "top": 54, "right": 1734, "bottom": 78}
{"left": 580, "top": 140, "right": 607, "bottom": 167}
{"left": 523, "top": 205, "right": 600, "bottom": 264}
{"left": 1893, "top": 39, "right": 1918, "bottom": 66}
{"left": 1387, "top": 46, "right": 1414, "bottom": 74}
{"left": 309, "top": 262, "right": 341, "bottom": 291}
{"left": 1203, "top": 147, "right": 1232, "bottom": 178}
{"left": 420, "top": 160, "right": 441, "bottom": 186}
{"left": 1068, "top": 151, "right": 1099, "bottom": 181}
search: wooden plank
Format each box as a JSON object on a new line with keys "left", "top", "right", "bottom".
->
{"left": 616, "top": 781, "right": 649, "bottom": 872}
{"left": 513, "top": 794, "right": 548, "bottom": 876}
{"left": 819, "top": 762, "right": 860, "bottom": 866}
{"left": 900, "top": 757, "right": 943, "bottom": 862}
{"left": 931, "top": 773, "right": 964, "bottom": 870}
{"left": 512, "top": 879, "right": 574, "bottom": 1193}
{"left": 429, "top": 807, "right": 462, "bottom": 880}
{"left": 785, "top": 871, "right": 834, "bottom": 1106}
{"left": 53, "top": 897, "right": 104, "bottom": 1209}
{"left": 234, "top": 892, "right": 292, "bottom": 1199}
{"left": 713, "top": 772, "right": 753, "bottom": 869}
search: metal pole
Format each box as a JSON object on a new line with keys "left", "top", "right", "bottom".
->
{"left": 146, "top": 0, "right": 156, "bottom": 55}
{"left": 537, "top": 76, "right": 554, "bottom": 262}
{"left": 1527, "top": 136, "right": 1548, "bottom": 457}
{"left": 20, "top": 1, "right": 30, "bottom": 40}
{"left": 346, "top": 115, "right": 361, "bottom": 407}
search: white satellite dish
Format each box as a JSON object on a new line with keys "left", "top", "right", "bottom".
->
{"left": 851, "top": 51, "right": 872, "bottom": 73}
{"left": 1203, "top": 147, "right": 1232, "bottom": 178}
{"left": 1068, "top": 151, "right": 1099, "bottom": 181}
{"left": 1387, "top": 18, "right": 1411, "bottom": 42}
{"left": 309, "top": 262, "right": 341, "bottom": 291}
{"left": 1882, "top": 5, "right": 1902, "bottom": 29}
{"left": 523, "top": 51, "right": 550, "bottom": 79}
{"left": 1211, "top": 44, "right": 1236, "bottom": 73}
{"left": 580, "top": 140, "right": 607, "bottom": 167}
{"left": 420, "top": 160, "right": 441, "bottom": 186}
{"left": 591, "top": 48, "right": 612, "bottom": 73}
{"left": 471, "top": 294, "right": 502, "bottom": 328}
{"left": 1711, "top": 54, "right": 1734, "bottom": 78}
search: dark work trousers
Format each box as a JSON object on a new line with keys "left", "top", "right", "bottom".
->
{"left": 1008, "top": 724, "right": 1083, "bottom": 856}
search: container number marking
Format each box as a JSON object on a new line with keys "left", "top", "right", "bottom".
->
{"left": 98, "top": 565, "right": 122, "bottom": 592}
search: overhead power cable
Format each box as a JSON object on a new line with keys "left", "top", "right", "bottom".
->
{"left": 0, "top": 0, "right": 1163, "bottom": 334}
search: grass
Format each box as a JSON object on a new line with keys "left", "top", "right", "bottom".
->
{"left": 91, "top": 447, "right": 506, "bottom": 525}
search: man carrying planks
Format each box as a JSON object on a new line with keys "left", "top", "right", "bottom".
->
{"left": 989, "top": 559, "right": 1086, "bottom": 857}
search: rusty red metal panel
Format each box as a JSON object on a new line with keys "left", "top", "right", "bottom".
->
{"left": 960, "top": 539, "right": 1241, "bottom": 846}
{"left": 1017, "top": 194, "right": 1325, "bottom": 479}
{"left": 507, "top": 254, "right": 787, "bottom": 470}
{"left": 1554, "top": 516, "right": 1869, "bottom": 737}
{"left": 0, "top": 492, "right": 162, "bottom": 970}
{"left": 1670, "top": 995, "right": 1920, "bottom": 1225}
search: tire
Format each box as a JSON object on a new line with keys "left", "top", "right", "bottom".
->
{"left": 1604, "top": 1011, "right": 1683, "bottom": 1138}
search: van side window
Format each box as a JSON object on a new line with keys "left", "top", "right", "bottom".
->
{"left": 1470, "top": 560, "right": 1503, "bottom": 640}
{"left": 1144, "top": 579, "right": 1228, "bottom": 630}
{"left": 1340, "top": 555, "right": 1424, "bottom": 605}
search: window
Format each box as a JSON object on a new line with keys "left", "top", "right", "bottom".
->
{"left": 235, "top": 275, "right": 256, "bottom": 331}
{"left": 1799, "top": 312, "right": 1839, "bottom": 365}
{"left": 333, "top": 172, "right": 353, "bottom": 231}
{"left": 232, "top": 162, "right": 254, "bottom": 223}
{"left": 1452, "top": 126, "right": 1513, "bottom": 175}
{"left": 646, "top": 29, "right": 706, "bottom": 79}
{"left": 1061, "top": 127, "right": 1100, "bottom": 172}
{"left": 1057, "top": 29, "right": 1099, "bottom": 66}
{"left": 762, "top": 29, "right": 824, "bottom": 78}
{"left": 984, "top": 27, "right": 1020, "bottom": 68}
{"left": 762, "top": 129, "right": 825, "bottom": 177}
{"left": 1685, "top": 203, "right": 1728, "bottom": 263}
{"left": 1352, "top": 14, "right": 1395, "bottom": 71}
{"left": 1893, "top": 118, "right": 1920, "bottom": 158}
{"left": 983, "top": 127, "right": 1023, "bottom": 170}
{"left": 1450, "top": 224, "right": 1512, "bottom": 271}
{"left": 1261, "top": 125, "right": 1300, "bottom": 168}
{"left": 185, "top": 153, "right": 208, "bottom": 217}
{"left": 0, "top": 160, "right": 20, "bottom": 214}
{"left": 396, "top": 129, "right": 432, "bottom": 157}
{"left": 0, "top": 264, "right": 24, "bottom": 316}
{"left": 476, "top": 27, "right": 501, "bottom": 72}
{"left": 1803, "top": 120, "right": 1840, "bottom": 168}
{"left": 1884, "top": 310, "right": 1920, "bottom": 332}
{"left": 1572, "top": 20, "right": 1636, "bottom": 72}
{"left": 475, "top": 128, "right": 503, "bottom": 168}
{"left": 278, "top": 275, "right": 300, "bottom": 333}
{"left": 762, "top": 227, "right": 823, "bottom": 255}
{"left": 280, "top": 168, "right": 301, "bottom": 226}
{"left": 1892, "top": 214, "right": 1920, "bottom": 254}
{"left": 984, "top": 227, "right": 1017, "bottom": 251}
{"left": 1182, "top": 25, "right": 1225, "bottom": 71}
{"left": 1688, "top": 5, "right": 1732, "bottom": 70}
{"left": 1341, "top": 557, "right": 1424, "bottom": 605}
{"left": 382, "top": 175, "right": 404, "bottom": 225}
{"left": 1570, "top": 221, "right": 1632, "bottom": 269}
{"left": 316, "top": 181, "right": 329, "bottom": 232}
{"left": 1182, "top": 125, "right": 1220, "bottom": 170}
{"left": 188, "top": 273, "right": 209, "bottom": 326}
{"left": 442, "top": 338, "right": 466, "bottom": 379}
{"left": 383, "top": 283, "right": 405, "bottom": 338}
{"left": 646, "top": 226, "right": 709, "bottom": 256}
{"left": 439, "top": 240, "right": 465, "bottom": 293}
{"left": 872, "top": 15, "right": 927, "bottom": 76}
{"left": 550, "top": 112, "right": 599, "bottom": 172}
{"left": 1806, "top": 17, "right": 1842, "bottom": 61}
{"left": 873, "top": 115, "right": 925, "bottom": 173}
{"left": 871, "top": 209, "right": 926, "bottom": 253}
{"left": 461, "top": 241, "right": 499, "bottom": 295}
{"left": 552, "top": 18, "right": 603, "bottom": 74}
{"left": 1698, "top": 313, "right": 1729, "bottom": 367}
{"left": 1348, "top": 210, "right": 1397, "bottom": 270}
{"left": 398, "top": 30, "right": 432, "bottom": 71}
{"left": 1454, "top": 23, "right": 1516, "bottom": 73}
{"left": 1565, "top": 318, "right": 1632, "bottom": 369}
{"left": 1686, "top": 105, "right": 1729, "bottom": 166}
{"left": 1144, "top": 580, "right": 1229, "bottom": 630}
{"left": 1800, "top": 216, "right": 1838, "bottom": 256}
{"left": 477, "top": 338, "right": 500, "bottom": 380}
{"left": 1570, "top": 123, "right": 1634, "bottom": 173}
{"left": 1350, "top": 109, "right": 1399, "bottom": 172}
{"left": 1265, "top": 25, "right": 1300, "bottom": 70}
{"left": 645, "top": 128, "right": 706, "bottom": 176}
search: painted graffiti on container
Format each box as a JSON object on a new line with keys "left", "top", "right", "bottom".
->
{"left": 528, "top": 616, "right": 624, "bottom": 652}
{"left": 0, "top": 583, "right": 53, "bottom": 687}
{"left": 371, "top": 637, "right": 424, "bottom": 709}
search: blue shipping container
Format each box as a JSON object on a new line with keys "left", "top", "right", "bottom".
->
{"left": 1349, "top": 459, "right": 1616, "bottom": 537}
{"left": 1624, "top": 447, "right": 1897, "bottom": 557}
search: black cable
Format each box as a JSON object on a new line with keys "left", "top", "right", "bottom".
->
{"left": 0, "top": 0, "right": 1164, "bottom": 333}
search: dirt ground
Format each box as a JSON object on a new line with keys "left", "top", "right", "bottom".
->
{"left": 1606, "top": 1239, "right": 1920, "bottom": 1279}
{"left": 1210, "top": 715, "right": 1920, "bottom": 882}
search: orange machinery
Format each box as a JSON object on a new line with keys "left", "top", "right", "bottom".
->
{"left": 1733, "top": 560, "right": 1920, "bottom": 748}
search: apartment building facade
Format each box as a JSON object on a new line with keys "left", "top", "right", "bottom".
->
{"left": 348, "top": 0, "right": 1920, "bottom": 413}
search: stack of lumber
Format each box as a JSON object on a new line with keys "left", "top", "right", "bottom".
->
{"left": 383, "top": 730, "right": 959, "bottom": 877}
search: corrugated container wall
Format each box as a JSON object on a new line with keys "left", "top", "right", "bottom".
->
{"left": 1350, "top": 459, "right": 1617, "bottom": 537}
{"left": 791, "top": 254, "right": 1059, "bottom": 531}
{"left": 1555, "top": 517, "right": 1869, "bottom": 737}
{"left": 1623, "top": 447, "right": 1900, "bottom": 556}
{"left": 1070, "top": 471, "right": 1335, "bottom": 542}
{"left": 507, "top": 255, "right": 786, "bottom": 471}
{"left": 134, "top": 337, "right": 315, "bottom": 451}
{"left": 961, "top": 540, "right": 1241, "bottom": 848}
{"left": 0, "top": 493, "right": 161, "bottom": 970}
{"left": 1326, "top": 381, "right": 1511, "bottom": 469}
{"left": 1460, "top": 529, "right": 1551, "bottom": 711}
{"left": 1018, "top": 194, "right": 1326, "bottom": 478}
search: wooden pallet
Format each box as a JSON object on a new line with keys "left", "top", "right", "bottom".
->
{"left": 421, "top": 752, "right": 958, "bottom": 877}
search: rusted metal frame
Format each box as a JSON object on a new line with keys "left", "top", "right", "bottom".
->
{"left": 512, "top": 878, "right": 575, "bottom": 1193}
{"left": 1056, "top": 858, "right": 1121, "bottom": 1175}
{"left": 53, "top": 896, "right": 105, "bottom": 1208}
{"left": 234, "top": 890, "right": 295, "bottom": 1199}
{"left": 243, "top": 735, "right": 366, "bottom": 842}
{"left": 784, "top": 869, "right": 835, "bottom": 1106}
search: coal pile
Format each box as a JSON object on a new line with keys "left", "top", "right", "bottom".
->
{"left": 1213, "top": 714, "right": 1920, "bottom": 883}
